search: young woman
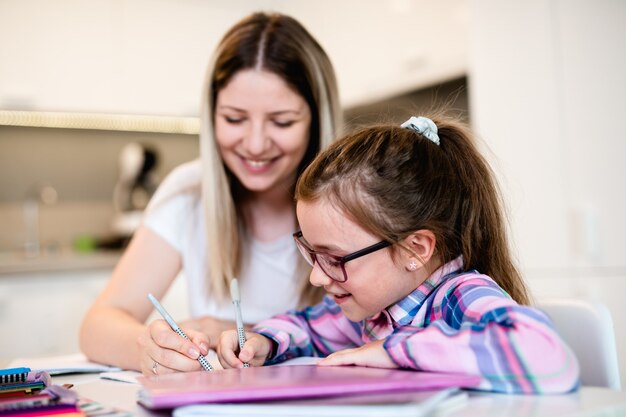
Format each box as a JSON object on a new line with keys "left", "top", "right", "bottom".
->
{"left": 80, "top": 12, "right": 342, "bottom": 375}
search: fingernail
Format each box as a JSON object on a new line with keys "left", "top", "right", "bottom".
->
{"left": 188, "top": 348, "right": 199, "bottom": 358}
{"left": 200, "top": 343, "right": 208, "bottom": 354}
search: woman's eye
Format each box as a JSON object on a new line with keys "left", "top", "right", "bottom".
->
{"left": 224, "top": 116, "right": 244, "bottom": 124}
{"left": 273, "top": 120, "right": 295, "bottom": 128}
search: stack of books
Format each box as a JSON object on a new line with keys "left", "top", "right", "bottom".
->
{"left": 0, "top": 367, "right": 83, "bottom": 416}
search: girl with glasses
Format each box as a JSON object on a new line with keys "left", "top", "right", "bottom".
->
{"left": 217, "top": 115, "right": 580, "bottom": 394}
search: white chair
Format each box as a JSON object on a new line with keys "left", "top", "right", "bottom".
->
{"left": 538, "top": 298, "right": 621, "bottom": 390}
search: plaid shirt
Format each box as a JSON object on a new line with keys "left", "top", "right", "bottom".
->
{"left": 253, "top": 256, "right": 580, "bottom": 394}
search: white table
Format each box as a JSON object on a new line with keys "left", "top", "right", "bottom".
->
{"left": 54, "top": 373, "right": 626, "bottom": 417}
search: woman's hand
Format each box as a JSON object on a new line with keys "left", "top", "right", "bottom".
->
{"left": 318, "top": 340, "right": 397, "bottom": 369}
{"left": 217, "top": 330, "right": 272, "bottom": 369}
{"left": 136, "top": 319, "right": 211, "bottom": 376}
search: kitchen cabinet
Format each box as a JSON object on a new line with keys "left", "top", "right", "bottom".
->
{"left": 0, "top": 268, "right": 188, "bottom": 365}
{"left": 0, "top": 269, "right": 110, "bottom": 363}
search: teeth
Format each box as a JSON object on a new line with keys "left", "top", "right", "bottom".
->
{"left": 246, "top": 159, "right": 271, "bottom": 168}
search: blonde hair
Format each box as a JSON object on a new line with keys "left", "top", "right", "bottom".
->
{"left": 200, "top": 12, "right": 342, "bottom": 304}
{"left": 296, "top": 114, "right": 529, "bottom": 305}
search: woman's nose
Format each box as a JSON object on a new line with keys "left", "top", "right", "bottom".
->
{"left": 242, "top": 122, "right": 271, "bottom": 156}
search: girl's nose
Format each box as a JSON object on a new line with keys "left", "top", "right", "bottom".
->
{"left": 309, "top": 263, "right": 333, "bottom": 288}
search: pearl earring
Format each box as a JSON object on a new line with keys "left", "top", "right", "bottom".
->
{"left": 408, "top": 261, "right": 418, "bottom": 271}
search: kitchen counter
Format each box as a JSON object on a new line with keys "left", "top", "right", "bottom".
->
{"left": 0, "top": 248, "right": 121, "bottom": 275}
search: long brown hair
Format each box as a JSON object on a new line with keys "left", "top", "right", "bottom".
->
{"left": 200, "top": 12, "right": 342, "bottom": 305}
{"left": 295, "top": 114, "right": 529, "bottom": 305}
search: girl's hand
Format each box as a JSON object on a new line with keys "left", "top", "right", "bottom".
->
{"left": 136, "top": 319, "right": 210, "bottom": 376}
{"left": 181, "top": 316, "right": 247, "bottom": 349}
{"left": 217, "top": 330, "right": 272, "bottom": 369}
{"left": 318, "top": 340, "right": 397, "bottom": 369}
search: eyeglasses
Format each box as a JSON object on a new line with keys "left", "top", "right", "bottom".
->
{"left": 293, "top": 230, "right": 391, "bottom": 282}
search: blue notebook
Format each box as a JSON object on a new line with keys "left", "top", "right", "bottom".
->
{"left": 0, "top": 367, "right": 30, "bottom": 385}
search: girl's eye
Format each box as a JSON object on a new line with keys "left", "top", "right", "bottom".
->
{"left": 328, "top": 260, "right": 341, "bottom": 268}
{"left": 321, "top": 256, "right": 341, "bottom": 268}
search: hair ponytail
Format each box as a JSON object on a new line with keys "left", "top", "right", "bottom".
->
{"left": 436, "top": 118, "right": 529, "bottom": 304}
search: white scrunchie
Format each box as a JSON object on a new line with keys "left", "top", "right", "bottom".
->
{"left": 401, "top": 116, "right": 440, "bottom": 146}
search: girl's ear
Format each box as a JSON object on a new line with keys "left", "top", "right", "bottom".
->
{"left": 402, "top": 230, "right": 437, "bottom": 269}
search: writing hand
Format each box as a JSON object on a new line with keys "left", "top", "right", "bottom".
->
{"left": 217, "top": 329, "right": 271, "bottom": 369}
{"left": 137, "top": 319, "right": 210, "bottom": 376}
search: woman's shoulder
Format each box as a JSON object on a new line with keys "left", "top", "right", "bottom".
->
{"left": 142, "top": 160, "right": 204, "bottom": 248}
{"left": 160, "top": 159, "right": 202, "bottom": 191}
{"left": 147, "top": 160, "right": 202, "bottom": 209}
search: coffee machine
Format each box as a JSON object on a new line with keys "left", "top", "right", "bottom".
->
{"left": 111, "top": 142, "right": 159, "bottom": 240}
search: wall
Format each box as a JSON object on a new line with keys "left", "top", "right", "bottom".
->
{"left": 0, "top": 0, "right": 468, "bottom": 114}
{"left": 468, "top": 0, "right": 626, "bottom": 386}
{"left": 0, "top": 127, "right": 198, "bottom": 203}
{"left": 0, "top": 126, "right": 198, "bottom": 251}
{"left": 345, "top": 77, "right": 469, "bottom": 129}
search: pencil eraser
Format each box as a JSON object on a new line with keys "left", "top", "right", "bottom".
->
{"left": 230, "top": 278, "right": 240, "bottom": 302}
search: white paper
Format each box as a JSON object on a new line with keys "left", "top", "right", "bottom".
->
{"left": 172, "top": 388, "right": 464, "bottom": 417}
{"left": 99, "top": 370, "right": 142, "bottom": 384}
{"left": 274, "top": 356, "right": 323, "bottom": 366}
{"left": 8, "top": 352, "right": 122, "bottom": 375}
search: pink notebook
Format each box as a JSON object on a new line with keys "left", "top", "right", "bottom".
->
{"left": 137, "top": 365, "right": 480, "bottom": 410}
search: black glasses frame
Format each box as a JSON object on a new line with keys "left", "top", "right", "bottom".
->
{"left": 293, "top": 230, "right": 391, "bottom": 282}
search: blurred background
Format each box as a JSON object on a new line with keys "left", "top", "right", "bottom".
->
{"left": 0, "top": 0, "right": 624, "bottom": 384}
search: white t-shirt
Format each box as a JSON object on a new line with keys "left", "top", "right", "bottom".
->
{"left": 143, "top": 160, "right": 301, "bottom": 324}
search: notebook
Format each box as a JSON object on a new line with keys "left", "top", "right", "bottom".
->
{"left": 137, "top": 365, "right": 480, "bottom": 410}
{"left": 172, "top": 389, "right": 468, "bottom": 417}
{"left": 0, "top": 368, "right": 49, "bottom": 396}
{"left": 7, "top": 353, "right": 121, "bottom": 376}
{"left": 0, "top": 373, "right": 84, "bottom": 417}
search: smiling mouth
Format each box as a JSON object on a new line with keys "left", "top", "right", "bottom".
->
{"left": 236, "top": 155, "right": 280, "bottom": 173}
{"left": 246, "top": 158, "right": 271, "bottom": 168}
{"left": 332, "top": 293, "right": 352, "bottom": 304}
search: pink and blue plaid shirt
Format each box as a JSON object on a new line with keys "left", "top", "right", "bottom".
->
{"left": 253, "top": 256, "right": 580, "bottom": 394}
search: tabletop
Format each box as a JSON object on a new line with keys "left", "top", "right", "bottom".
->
{"left": 52, "top": 373, "right": 626, "bottom": 417}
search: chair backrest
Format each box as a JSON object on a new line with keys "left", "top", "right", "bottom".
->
{"left": 538, "top": 298, "right": 621, "bottom": 390}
